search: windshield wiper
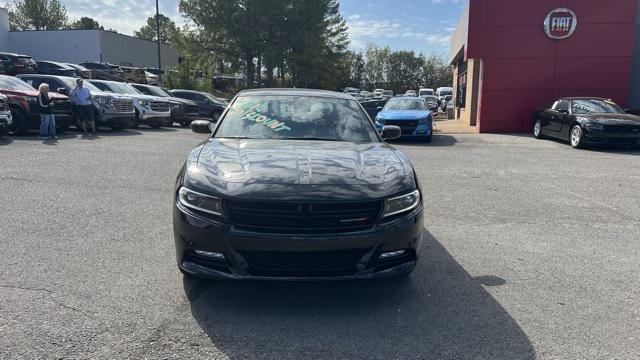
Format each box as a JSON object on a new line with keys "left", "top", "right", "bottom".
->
{"left": 281, "top": 137, "right": 341, "bottom": 141}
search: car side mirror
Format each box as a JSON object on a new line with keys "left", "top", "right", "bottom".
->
{"left": 191, "top": 120, "right": 212, "bottom": 134}
{"left": 382, "top": 125, "right": 401, "bottom": 140}
{"left": 56, "top": 87, "right": 68, "bottom": 95}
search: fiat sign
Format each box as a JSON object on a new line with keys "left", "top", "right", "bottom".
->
{"left": 544, "top": 8, "right": 577, "bottom": 39}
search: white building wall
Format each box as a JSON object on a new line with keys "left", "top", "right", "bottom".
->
{"left": 0, "top": 8, "right": 10, "bottom": 50}
{"left": 99, "top": 31, "right": 178, "bottom": 67}
{"left": 8, "top": 30, "right": 101, "bottom": 62}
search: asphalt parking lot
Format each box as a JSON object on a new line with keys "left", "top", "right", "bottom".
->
{"left": 1, "top": 129, "right": 639, "bottom": 359}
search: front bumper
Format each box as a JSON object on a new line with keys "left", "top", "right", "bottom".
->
{"left": 95, "top": 110, "right": 136, "bottom": 126}
{"left": 0, "top": 112, "right": 12, "bottom": 127}
{"left": 584, "top": 129, "right": 640, "bottom": 147}
{"left": 173, "top": 201, "right": 424, "bottom": 280}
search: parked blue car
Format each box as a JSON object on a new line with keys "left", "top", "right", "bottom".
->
{"left": 375, "top": 96, "right": 433, "bottom": 142}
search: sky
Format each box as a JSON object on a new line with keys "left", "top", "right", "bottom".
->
{"left": 59, "top": 0, "right": 467, "bottom": 56}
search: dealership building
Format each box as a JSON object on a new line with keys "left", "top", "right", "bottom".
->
{"left": 0, "top": 7, "right": 178, "bottom": 68}
{"left": 449, "top": 0, "right": 640, "bottom": 132}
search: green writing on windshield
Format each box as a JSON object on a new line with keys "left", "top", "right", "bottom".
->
{"left": 236, "top": 101, "right": 292, "bottom": 132}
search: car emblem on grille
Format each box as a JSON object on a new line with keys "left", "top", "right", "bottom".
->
{"left": 339, "top": 217, "right": 369, "bottom": 223}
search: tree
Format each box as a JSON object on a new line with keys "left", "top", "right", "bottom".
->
{"left": 134, "top": 14, "right": 179, "bottom": 45}
{"left": 9, "top": 0, "right": 67, "bottom": 30}
{"left": 70, "top": 17, "right": 103, "bottom": 30}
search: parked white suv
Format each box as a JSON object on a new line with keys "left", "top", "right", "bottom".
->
{"left": 0, "top": 93, "right": 12, "bottom": 137}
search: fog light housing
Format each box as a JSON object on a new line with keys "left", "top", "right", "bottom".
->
{"left": 194, "top": 250, "right": 226, "bottom": 259}
{"left": 379, "top": 250, "right": 406, "bottom": 259}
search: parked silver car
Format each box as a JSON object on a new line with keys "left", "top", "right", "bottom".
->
{"left": 88, "top": 80, "right": 171, "bottom": 128}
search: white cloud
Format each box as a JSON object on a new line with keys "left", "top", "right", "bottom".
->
{"left": 425, "top": 34, "right": 452, "bottom": 46}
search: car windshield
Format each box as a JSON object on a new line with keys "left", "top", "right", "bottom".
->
{"left": 571, "top": 99, "right": 623, "bottom": 114}
{"left": 440, "top": 91, "right": 452, "bottom": 96}
{"left": 384, "top": 98, "right": 427, "bottom": 111}
{"left": 57, "top": 77, "right": 101, "bottom": 92}
{"left": 215, "top": 95, "right": 379, "bottom": 142}
{"left": 0, "top": 76, "right": 37, "bottom": 91}
{"left": 108, "top": 82, "right": 142, "bottom": 95}
{"left": 382, "top": 90, "right": 393, "bottom": 96}
{"left": 142, "top": 85, "right": 170, "bottom": 97}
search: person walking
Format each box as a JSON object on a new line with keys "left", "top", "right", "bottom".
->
{"left": 38, "top": 83, "right": 56, "bottom": 140}
{"left": 69, "top": 78, "right": 95, "bottom": 134}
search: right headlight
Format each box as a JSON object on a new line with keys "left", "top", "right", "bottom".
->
{"left": 178, "top": 187, "right": 224, "bottom": 216}
{"left": 93, "top": 95, "right": 112, "bottom": 107}
{"left": 382, "top": 189, "right": 421, "bottom": 218}
{"left": 137, "top": 99, "right": 151, "bottom": 108}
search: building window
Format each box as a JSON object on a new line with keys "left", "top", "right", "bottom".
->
{"left": 457, "top": 60, "right": 467, "bottom": 108}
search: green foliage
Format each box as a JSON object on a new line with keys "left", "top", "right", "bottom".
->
{"left": 178, "top": 0, "right": 350, "bottom": 90}
{"left": 8, "top": 0, "right": 67, "bottom": 30}
{"left": 353, "top": 44, "right": 452, "bottom": 93}
{"left": 70, "top": 17, "right": 103, "bottom": 30}
{"left": 134, "top": 14, "right": 179, "bottom": 45}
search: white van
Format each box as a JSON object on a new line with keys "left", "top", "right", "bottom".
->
{"left": 419, "top": 88, "right": 434, "bottom": 96}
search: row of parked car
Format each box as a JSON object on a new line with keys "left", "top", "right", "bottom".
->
{"left": 344, "top": 86, "right": 453, "bottom": 113}
{"left": 0, "top": 73, "right": 228, "bottom": 137}
{"left": 0, "top": 51, "right": 164, "bottom": 85}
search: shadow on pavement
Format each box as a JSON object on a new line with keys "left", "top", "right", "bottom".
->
{"left": 389, "top": 134, "right": 458, "bottom": 147}
{"left": 182, "top": 229, "right": 534, "bottom": 359}
{"left": 0, "top": 137, "right": 12, "bottom": 145}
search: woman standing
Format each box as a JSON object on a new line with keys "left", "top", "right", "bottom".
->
{"left": 38, "top": 83, "right": 56, "bottom": 140}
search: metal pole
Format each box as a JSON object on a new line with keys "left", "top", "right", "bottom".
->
{"left": 155, "top": 0, "right": 162, "bottom": 86}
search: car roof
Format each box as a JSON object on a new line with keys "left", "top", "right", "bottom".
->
{"left": 237, "top": 88, "right": 355, "bottom": 100}
{"left": 390, "top": 96, "right": 425, "bottom": 100}
{"left": 559, "top": 97, "right": 608, "bottom": 101}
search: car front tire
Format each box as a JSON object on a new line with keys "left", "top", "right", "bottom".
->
{"left": 533, "top": 118, "right": 544, "bottom": 139}
{"left": 570, "top": 125, "right": 585, "bottom": 149}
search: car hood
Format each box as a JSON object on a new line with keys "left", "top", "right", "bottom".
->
{"left": 0, "top": 89, "right": 67, "bottom": 99}
{"left": 164, "top": 96, "right": 197, "bottom": 106}
{"left": 183, "top": 139, "right": 416, "bottom": 201}
{"left": 580, "top": 113, "right": 640, "bottom": 125}
{"left": 377, "top": 110, "right": 431, "bottom": 120}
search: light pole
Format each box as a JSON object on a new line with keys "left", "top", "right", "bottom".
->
{"left": 155, "top": 0, "right": 162, "bottom": 86}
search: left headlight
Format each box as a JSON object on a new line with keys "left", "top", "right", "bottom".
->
{"left": 137, "top": 99, "right": 151, "bottom": 108}
{"left": 382, "top": 189, "right": 421, "bottom": 218}
{"left": 178, "top": 187, "right": 224, "bottom": 216}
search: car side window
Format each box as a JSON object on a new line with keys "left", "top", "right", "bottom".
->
{"left": 553, "top": 100, "right": 569, "bottom": 112}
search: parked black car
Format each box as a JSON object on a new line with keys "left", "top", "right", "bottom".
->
{"left": 18, "top": 74, "right": 136, "bottom": 131}
{"left": 0, "top": 75, "right": 72, "bottom": 135}
{"left": 360, "top": 98, "right": 388, "bottom": 120}
{"left": 35, "top": 61, "right": 79, "bottom": 77}
{"left": 533, "top": 97, "right": 640, "bottom": 148}
{"left": 132, "top": 84, "right": 201, "bottom": 126}
{"left": 174, "top": 88, "right": 422, "bottom": 280}
{"left": 169, "top": 89, "right": 227, "bottom": 122}
{"left": 0, "top": 52, "right": 38, "bottom": 75}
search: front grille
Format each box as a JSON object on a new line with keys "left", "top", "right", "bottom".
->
{"left": 0, "top": 98, "right": 7, "bottom": 112}
{"left": 384, "top": 120, "right": 418, "bottom": 135}
{"left": 225, "top": 199, "right": 382, "bottom": 233}
{"left": 112, "top": 98, "right": 134, "bottom": 113}
{"left": 51, "top": 99, "right": 72, "bottom": 112}
{"left": 243, "top": 249, "right": 366, "bottom": 276}
{"left": 603, "top": 124, "right": 640, "bottom": 134}
{"left": 607, "top": 137, "right": 640, "bottom": 145}
{"left": 150, "top": 101, "right": 170, "bottom": 112}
